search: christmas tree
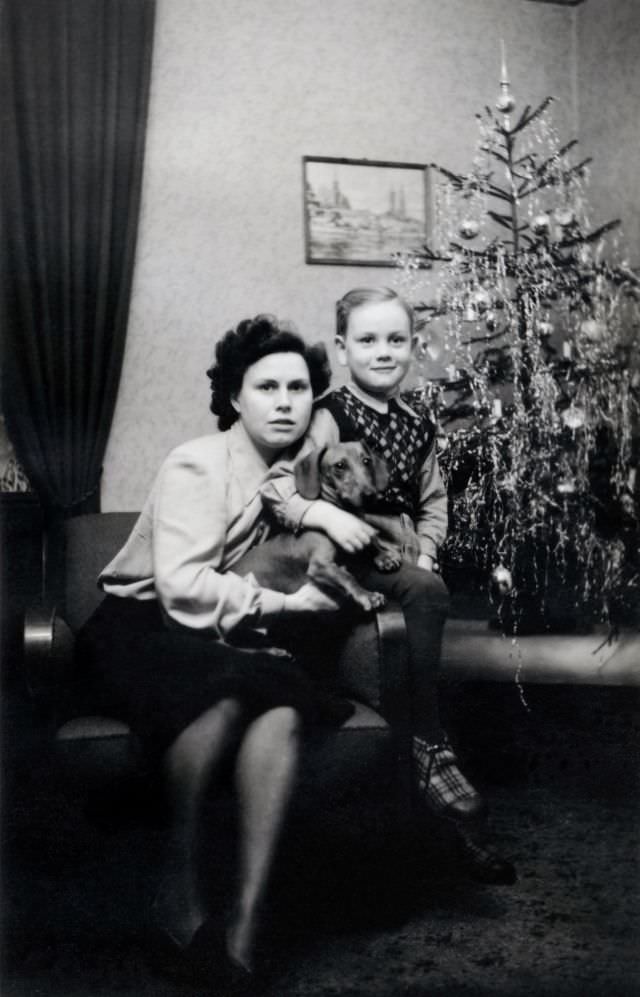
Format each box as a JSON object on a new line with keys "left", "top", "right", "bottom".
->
{"left": 398, "top": 55, "right": 640, "bottom": 634}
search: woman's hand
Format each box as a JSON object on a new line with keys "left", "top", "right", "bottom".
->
{"left": 283, "top": 582, "right": 342, "bottom": 614}
{"left": 302, "top": 502, "right": 377, "bottom": 553}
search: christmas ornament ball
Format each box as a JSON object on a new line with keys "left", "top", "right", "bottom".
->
{"left": 491, "top": 565, "right": 513, "bottom": 597}
{"left": 531, "top": 212, "right": 551, "bottom": 235}
{"left": 561, "top": 404, "right": 586, "bottom": 430}
{"left": 471, "top": 288, "right": 491, "bottom": 312}
{"left": 556, "top": 208, "right": 575, "bottom": 227}
{"left": 619, "top": 492, "right": 636, "bottom": 518}
{"left": 556, "top": 477, "right": 577, "bottom": 495}
{"left": 580, "top": 318, "right": 605, "bottom": 342}
{"left": 459, "top": 219, "right": 479, "bottom": 239}
{"left": 538, "top": 320, "right": 554, "bottom": 337}
{"left": 485, "top": 311, "right": 497, "bottom": 332}
{"left": 495, "top": 92, "right": 516, "bottom": 113}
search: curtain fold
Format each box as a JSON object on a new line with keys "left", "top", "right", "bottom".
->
{"left": 1, "top": 0, "right": 155, "bottom": 514}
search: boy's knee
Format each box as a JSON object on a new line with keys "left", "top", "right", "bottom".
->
{"left": 402, "top": 565, "right": 450, "bottom": 613}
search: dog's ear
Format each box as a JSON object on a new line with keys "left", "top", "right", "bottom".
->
{"left": 295, "top": 447, "right": 327, "bottom": 498}
{"left": 362, "top": 442, "right": 389, "bottom": 492}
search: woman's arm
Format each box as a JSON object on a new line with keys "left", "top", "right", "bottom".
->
{"left": 153, "top": 443, "right": 289, "bottom": 638}
{"left": 153, "top": 441, "right": 341, "bottom": 635}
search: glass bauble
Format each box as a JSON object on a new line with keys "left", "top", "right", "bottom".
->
{"left": 579, "top": 318, "right": 605, "bottom": 342}
{"left": 491, "top": 564, "right": 513, "bottom": 596}
{"left": 531, "top": 213, "right": 551, "bottom": 235}
{"left": 496, "top": 93, "right": 516, "bottom": 113}
{"left": 459, "top": 219, "right": 479, "bottom": 239}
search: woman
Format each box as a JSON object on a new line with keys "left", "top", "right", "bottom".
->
{"left": 76, "top": 315, "right": 348, "bottom": 989}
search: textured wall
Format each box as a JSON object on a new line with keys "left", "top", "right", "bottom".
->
{"left": 577, "top": 0, "right": 640, "bottom": 258}
{"left": 102, "top": 0, "right": 585, "bottom": 510}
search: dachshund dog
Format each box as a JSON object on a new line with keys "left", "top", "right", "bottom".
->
{"left": 232, "top": 442, "right": 405, "bottom": 613}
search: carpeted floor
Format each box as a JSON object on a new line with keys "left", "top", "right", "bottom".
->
{"left": 2, "top": 683, "right": 639, "bottom": 997}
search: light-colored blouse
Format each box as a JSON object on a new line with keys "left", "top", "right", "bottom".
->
{"left": 99, "top": 421, "right": 289, "bottom": 640}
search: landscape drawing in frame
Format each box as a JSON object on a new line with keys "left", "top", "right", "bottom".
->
{"left": 303, "top": 156, "right": 429, "bottom": 267}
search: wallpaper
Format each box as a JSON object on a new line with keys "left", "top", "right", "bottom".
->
{"left": 101, "top": 0, "right": 636, "bottom": 510}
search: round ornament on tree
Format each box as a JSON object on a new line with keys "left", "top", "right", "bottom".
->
{"left": 561, "top": 404, "right": 586, "bottom": 430}
{"left": 490, "top": 564, "right": 513, "bottom": 598}
{"left": 471, "top": 288, "right": 491, "bottom": 312}
{"left": 579, "top": 318, "right": 606, "bottom": 342}
{"left": 463, "top": 302, "right": 479, "bottom": 322}
{"left": 556, "top": 476, "right": 577, "bottom": 495}
{"left": 459, "top": 219, "right": 480, "bottom": 239}
{"left": 556, "top": 207, "right": 575, "bottom": 228}
{"left": 531, "top": 213, "right": 551, "bottom": 235}
{"left": 496, "top": 92, "right": 516, "bottom": 113}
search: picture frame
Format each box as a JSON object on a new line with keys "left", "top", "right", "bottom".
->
{"left": 303, "top": 156, "right": 430, "bottom": 267}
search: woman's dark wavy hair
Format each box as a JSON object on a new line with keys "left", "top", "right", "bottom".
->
{"left": 207, "top": 314, "right": 331, "bottom": 430}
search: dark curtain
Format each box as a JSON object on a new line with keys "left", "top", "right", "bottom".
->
{"left": 1, "top": 0, "right": 155, "bottom": 515}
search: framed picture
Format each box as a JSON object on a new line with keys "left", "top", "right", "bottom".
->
{"left": 303, "top": 156, "right": 429, "bottom": 267}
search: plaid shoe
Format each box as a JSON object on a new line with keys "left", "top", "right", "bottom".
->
{"left": 413, "top": 735, "right": 487, "bottom": 822}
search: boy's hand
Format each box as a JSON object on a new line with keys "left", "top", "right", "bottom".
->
{"left": 302, "top": 502, "right": 377, "bottom": 553}
{"left": 417, "top": 553, "right": 439, "bottom": 573}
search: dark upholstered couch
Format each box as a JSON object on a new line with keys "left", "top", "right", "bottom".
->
{"left": 25, "top": 512, "right": 415, "bottom": 821}
{"left": 24, "top": 510, "right": 639, "bottom": 817}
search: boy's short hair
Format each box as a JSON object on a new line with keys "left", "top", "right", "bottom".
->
{"left": 336, "top": 287, "right": 415, "bottom": 340}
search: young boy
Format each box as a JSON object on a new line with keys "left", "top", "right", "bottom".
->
{"left": 263, "top": 286, "right": 483, "bottom": 823}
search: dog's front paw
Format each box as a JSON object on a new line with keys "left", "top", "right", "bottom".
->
{"left": 353, "top": 590, "right": 386, "bottom": 612}
{"left": 373, "top": 551, "right": 402, "bottom": 573}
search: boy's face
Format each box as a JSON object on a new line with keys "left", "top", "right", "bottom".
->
{"left": 336, "top": 300, "right": 417, "bottom": 399}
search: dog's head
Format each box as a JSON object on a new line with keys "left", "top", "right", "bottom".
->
{"left": 295, "top": 441, "right": 389, "bottom": 509}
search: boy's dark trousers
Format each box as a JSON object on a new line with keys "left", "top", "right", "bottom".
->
{"left": 355, "top": 562, "right": 450, "bottom": 740}
{"left": 270, "top": 557, "right": 449, "bottom": 742}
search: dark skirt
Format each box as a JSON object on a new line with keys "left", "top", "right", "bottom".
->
{"left": 73, "top": 595, "right": 354, "bottom": 757}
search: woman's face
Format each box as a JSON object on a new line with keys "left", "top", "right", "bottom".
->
{"left": 232, "top": 352, "right": 313, "bottom": 462}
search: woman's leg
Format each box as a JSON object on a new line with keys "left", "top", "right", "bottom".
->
{"left": 158, "top": 697, "right": 247, "bottom": 946}
{"left": 227, "top": 705, "right": 301, "bottom": 972}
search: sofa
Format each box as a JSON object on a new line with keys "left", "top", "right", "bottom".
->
{"left": 24, "top": 511, "right": 415, "bottom": 825}
{"left": 24, "top": 509, "right": 639, "bottom": 822}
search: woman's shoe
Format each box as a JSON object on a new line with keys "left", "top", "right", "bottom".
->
{"left": 413, "top": 735, "right": 487, "bottom": 822}
{"left": 147, "top": 919, "right": 270, "bottom": 994}
{"left": 147, "top": 920, "right": 220, "bottom": 987}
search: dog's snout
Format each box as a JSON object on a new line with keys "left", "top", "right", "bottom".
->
{"left": 313, "top": 442, "right": 389, "bottom": 509}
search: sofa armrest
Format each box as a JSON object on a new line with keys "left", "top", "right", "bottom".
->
{"left": 334, "top": 602, "right": 412, "bottom": 809}
{"left": 335, "top": 602, "right": 410, "bottom": 724}
{"left": 24, "top": 605, "right": 76, "bottom": 704}
{"left": 375, "top": 602, "right": 411, "bottom": 729}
